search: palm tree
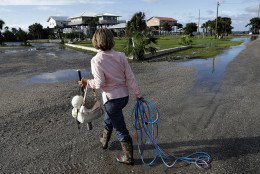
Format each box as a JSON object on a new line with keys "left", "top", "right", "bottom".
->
{"left": 201, "top": 21, "right": 210, "bottom": 36}
{"left": 220, "top": 17, "right": 233, "bottom": 36}
{"left": 124, "top": 30, "right": 158, "bottom": 60}
{"left": 246, "top": 17, "right": 260, "bottom": 34}
{"left": 84, "top": 17, "right": 98, "bottom": 39}
{"left": 184, "top": 22, "right": 197, "bottom": 37}
{"left": 16, "top": 28, "right": 29, "bottom": 46}
{"left": 207, "top": 20, "right": 215, "bottom": 36}
{"left": 33, "top": 23, "right": 43, "bottom": 39}
{"left": 29, "top": 24, "right": 37, "bottom": 39}
{"left": 126, "top": 12, "right": 147, "bottom": 35}
{"left": 28, "top": 23, "right": 43, "bottom": 39}
{"left": 11, "top": 28, "right": 18, "bottom": 35}
{"left": 0, "top": 19, "right": 5, "bottom": 45}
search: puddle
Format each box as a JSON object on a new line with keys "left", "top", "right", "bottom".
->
{"left": 4, "top": 42, "right": 58, "bottom": 47}
{"left": 46, "top": 52, "right": 56, "bottom": 56}
{"left": 2, "top": 42, "right": 58, "bottom": 54}
{"left": 3, "top": 48, "right": 37, "bottom": 54}
{"left": 181, "top": 37, "right": 250, "bottom": 90}
{"left": 29, "top": 69, "right": 91, "bottom": 84}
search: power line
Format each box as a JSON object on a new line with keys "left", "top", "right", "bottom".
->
{"left": 198, "top": 9, "right": 200, "bottom": 38}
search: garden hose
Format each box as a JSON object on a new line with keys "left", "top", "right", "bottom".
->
{"left": 131, "top": 99, "right": 212, "bottom": 169}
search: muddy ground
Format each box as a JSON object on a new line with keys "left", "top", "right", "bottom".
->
{"left": 0, "top": 38, "right": 259, "bottom": 174}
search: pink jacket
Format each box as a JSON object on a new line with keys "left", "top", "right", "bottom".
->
{"left": 87, "top": 49, "right": 142, "bottom": 104}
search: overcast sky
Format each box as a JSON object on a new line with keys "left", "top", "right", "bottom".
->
{"left": 0, "top": 0, "right": 259, "bottom": 31}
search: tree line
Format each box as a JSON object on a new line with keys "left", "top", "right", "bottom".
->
{"left": 0, "top": 20, "right": 53, "bottom": 45}
{"left": 183, "top": 17, "right": 233, "bottom": 38}
{"left": 1, "top": 14, "right": 259, "bottom": 46}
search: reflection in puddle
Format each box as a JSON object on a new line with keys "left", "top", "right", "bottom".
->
{"left": 4, "top": 48, "right": 37, "bottom": 53}
{"left": 251, "top": 36, "right": 258, "bottom": 41}
{"left": 46, "top": 52, "right": 56, "bottom": 56}
{"left": 182, "top": 37, "right": 250, "bottom": 90}
{"left": 30, "top": 69, "right": 90, "bottom": 83}
{"left": 2, "top": 42, "right": 58, "bottom": 54}
{"left": 4, "top": 42, "right": 58, "bottom": 47}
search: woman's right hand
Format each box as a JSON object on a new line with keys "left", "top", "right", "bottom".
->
{"left": 136, "top": 97, "right": 144, "bottom": 102}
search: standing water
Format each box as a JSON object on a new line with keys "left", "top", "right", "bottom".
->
{"left": 181, "top": 37, "right": 252, "bottom": 91}
{"left": 29, "top": 69, "right": 90, "bottom": 84}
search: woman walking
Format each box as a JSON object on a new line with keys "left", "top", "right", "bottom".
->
{"left": 79, "top": 28, "right": 142, "bottom": 165}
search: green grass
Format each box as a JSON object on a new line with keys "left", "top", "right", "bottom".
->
{"left": 74, "top": 35, "right": 247, "bottom": 59}
{"left": 166, "top": 36, "right": 244, "bottom": 59}
{"left": 75, "top": 38, "right": 127, "bottom": 52}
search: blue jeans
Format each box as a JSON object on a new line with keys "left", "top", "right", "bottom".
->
{"left": 103, "top": 96, "right": 131, "bottom": 142}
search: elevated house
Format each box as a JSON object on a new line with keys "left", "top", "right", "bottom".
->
{"left": 107, "top": 23, "right": 127, "bottom": 37}
{"left": 47, "top": 16, "right": 70, "bottom": 29}
{"left": 68, "top": 12, "right": 125, "bottom": 26}
{"left": 65, "top": 12, "right": 126, "bottom": 38}
{"left": 47, "top": 16, "right": 70, "bottom": 38}
{"left": 68, "top": 12, "right": 97, "bottom": 26}
{"left": 147, "top": 16, "right": 178, "bottom": 34}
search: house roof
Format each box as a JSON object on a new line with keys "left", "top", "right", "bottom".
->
{"left": 47, "top": 16, "right": 70, "bottom": 22}
{"left": 148, "top": 16, "right": 177, "bottom": 22}
{"left": 96, "top": 13, "right": 121, "bottom": 17}
{"left": 69, "top": 12, "right": 97, "bottom": 19}
{"left": 69, "top": 12, "right": 120, "bottom": 19}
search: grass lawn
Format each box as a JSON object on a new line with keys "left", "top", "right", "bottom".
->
{"left": 74, "top": 35, "right": 248, "bottom": 59}
{"left": 74, "top": 38, "right": 128, "bottom": 52}
{"left": 166, "top": 36, "right": 245, "bottom": 59}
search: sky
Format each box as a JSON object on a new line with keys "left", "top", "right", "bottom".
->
{"left": 0, "top": 0, "right": 259, "bottom": 31}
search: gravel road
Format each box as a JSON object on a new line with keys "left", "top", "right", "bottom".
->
{"left": 0, "top": 38, "right": 259, "bottom": 174}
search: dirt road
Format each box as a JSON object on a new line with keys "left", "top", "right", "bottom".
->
{"left": 0, "top": 38, "right": 259, "bottom": 174}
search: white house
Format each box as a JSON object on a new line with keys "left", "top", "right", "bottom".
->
{"left": 68, "top": 12, "right": 97, "bottom": 26}
{"left": 68, "top": 12, "right": 125, "bottom": 27}
{"left": 47, "top": 16, "right": 70, "bottom": 28}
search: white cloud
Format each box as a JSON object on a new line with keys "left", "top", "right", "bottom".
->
{"left": 36, "top": 6, "right": 58, "bottom": 11}
{"left": 220, "top": 10, "right": 237, "bottom": 17}
{"left": 0, "top": 0, "right": 116, "bottom": 5}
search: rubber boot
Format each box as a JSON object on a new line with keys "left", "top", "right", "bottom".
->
{"left": 99, "top": 128, "right": 112, "bottom": 149}
{"left": 116, "top": 139, "right": 134, "bottom": 165}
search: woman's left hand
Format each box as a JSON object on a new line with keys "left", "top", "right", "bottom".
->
{"left": 78, "top": 78, "right": 88, "bottom": 87}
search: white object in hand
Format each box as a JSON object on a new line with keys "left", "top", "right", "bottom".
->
{"left": 71, "top": 95, "right": 84, "bottom": 109}
{"left": 71, "top": 108, "right": 78, "bottom": 118}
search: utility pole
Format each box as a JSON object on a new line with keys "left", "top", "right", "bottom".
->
{"left": 198, "top": 9, "right": 200, "bottom": 39}
{"left": 258, "top": 4, "right": 260, "bottom": 18}
{"left": 215, "top": 1, "right": 219, "bottom": 39}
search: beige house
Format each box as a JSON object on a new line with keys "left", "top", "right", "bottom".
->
{"left": 147, "top": 16, "right": 177, "bottom": 27}
{"left": 147, "top": 16, "right": 178, "bottom": 34}
{"left": 146, "top": 16, "right": 177, "bottom": 34}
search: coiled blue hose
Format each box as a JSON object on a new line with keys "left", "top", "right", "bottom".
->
{"left": 131, "top": 99, "right": 212, "bottom": 169}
